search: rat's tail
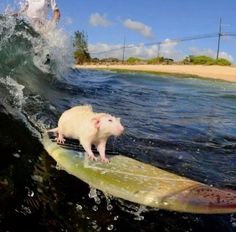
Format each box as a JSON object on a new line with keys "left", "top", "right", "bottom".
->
{"left": 47, "top": 127, "right": 58, "bottom": 133}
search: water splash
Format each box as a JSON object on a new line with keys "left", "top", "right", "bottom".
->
{"left": 42, "top": 26, "right": 74, "bottom": 78}
{"left": 0, "top": 13, "right": 74, "bottom": 134}
{"left": 0, "top": 12, "right": 73, "bottom": 79}
{"left": 0, "top": 76, "right": 25, "bottom": 109}
{"left": 117, "top": 199, "right": 150, "bottom": 220}
{"left": 88, "top": 187, "right": 101, "bottom": 205}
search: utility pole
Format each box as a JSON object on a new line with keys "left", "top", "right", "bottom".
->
{"left": 216, "top": 18, "right": 222, "bottom": 60}
{"left": 157, "top": 43, "right": 161, "bottom": 57}
{"left": 122, "top": 37, "right": 126, "bottom": 63}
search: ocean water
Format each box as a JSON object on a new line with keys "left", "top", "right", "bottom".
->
{"left": 0, "top": 15, "right": 236, "bottom": 231}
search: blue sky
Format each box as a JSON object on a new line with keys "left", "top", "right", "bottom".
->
{"left": 1, "top": 0, "right": 236, "bottom": 62}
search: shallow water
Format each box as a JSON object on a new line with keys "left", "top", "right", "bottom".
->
{"left": 0, "top": 15, "right": 236, "bottom": 232}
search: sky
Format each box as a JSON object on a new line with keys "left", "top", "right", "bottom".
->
{"left": 1, "top": 0, "right": 236, "bottom": 62}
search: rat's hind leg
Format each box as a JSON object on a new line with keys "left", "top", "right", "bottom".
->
{"left": 56, "top": 132, "right": 65, "bottom": 144}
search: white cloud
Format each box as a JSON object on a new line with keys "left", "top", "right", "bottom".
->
{"left": 89, "top": 40, "right": 234, "bottom": 62}
{"left": 159, "top": 39, "right": 182, "bottom": 59}
{"left": 123, "top": 19, "right": 153, "bottom": 38}
{"left": 189, "top": 47, "right": 234, "bottom": 62}
{"left": 89, "top": 13, "right": 112, "bottom": 27}
{"left": 89, "top": 40, "right": 184, "bottom": 60}
{"left": 219, "top": 51, "right": 234, "bottom": 61}
{"left": 89, "top": 43, "right": 123, "bottom": 58}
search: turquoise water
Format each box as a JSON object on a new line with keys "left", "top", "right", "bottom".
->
{"left": 0, "top": 15, "right": 236, "bottom": 231}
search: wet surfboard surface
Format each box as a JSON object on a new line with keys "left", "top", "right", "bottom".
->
{"left": 42, "top": 133, "right": 236, "bottom": 214}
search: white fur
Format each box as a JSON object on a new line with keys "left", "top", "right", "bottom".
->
{"left": 48, "top": 105, "right": 124, "bottom": 162}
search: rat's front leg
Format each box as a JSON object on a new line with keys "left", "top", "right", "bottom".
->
{"left": 96, "top": 140, "right": 109, "bottom": 163}
{"left": 80, "top": 140, "right": 97, "bottom": 161}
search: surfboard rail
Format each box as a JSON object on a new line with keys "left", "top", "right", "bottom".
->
{"left": 42, "top": 133, "right": 236, "bottom": 214}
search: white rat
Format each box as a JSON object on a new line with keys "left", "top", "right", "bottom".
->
{"left": 48, "top": 105, "right": 124, "bottom": 163}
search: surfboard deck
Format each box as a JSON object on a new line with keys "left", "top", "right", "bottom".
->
{"left": 42, "top": 133, "right": 236, "bottom": 214}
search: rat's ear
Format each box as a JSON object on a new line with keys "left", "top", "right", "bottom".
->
{"left": 91, "top": 117, "right": 100, "bottom": 129}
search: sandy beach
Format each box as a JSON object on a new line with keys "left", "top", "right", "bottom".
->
{"left": 76, "top": 64, "right": 236, "bottom": 83}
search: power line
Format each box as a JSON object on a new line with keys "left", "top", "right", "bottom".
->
{"left": 90, "top": 31, "right": 236, "bottom": 56}
{"left": 90, "top": 33, "right": 218, "bottom": 56}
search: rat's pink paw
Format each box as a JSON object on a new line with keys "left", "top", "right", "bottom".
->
{"left": 56, "top": 137, "right": 65, "bottom": 144}
{"left": 100, "top": 157, "right": 110, "bottom": 163}
{"left": 88, "top": 154, "right": 98, "bottom": 161}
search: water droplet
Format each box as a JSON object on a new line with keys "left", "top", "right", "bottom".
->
{"left": 95, "top": 197, "right": 101, "bottom": 205}
{"left": 89, "top": 188, "right": 97, "bottom": 199}
{"left": 13, "top": 153, "right": 20, "bottom": 158}
{"left": 107, "top": 224, "right": 114, "bottom": 231}
{"left": 76, "top": 204, "right": 83, "bottom": 211}
{"left": 92, "top": 205, "right": 99, "bottom": 211}
{"left": 134, "top": 215, "right": 144, "bottom": 221}
{"left": 19, "top": 205, "right": 32, "bottom": 215}
{"left": 27, "top": 189, "right": 34, "bottom": 197}
{"left": 31, "top": 175, "right": 43, "bottom": 183}
{"left": 91, "top": 220, "right": 97, "bottom": 225}
{"left": 107, "top": 204, "right": 113, "bottom": 211}
{"left": 37, "top": 188, "right": 43, "bottom": 193}
{"left": 114, "top": 216, "right": 119, "bottom": 221}
{"left": 56, "top": 164, "right": 63, "bottom": 170}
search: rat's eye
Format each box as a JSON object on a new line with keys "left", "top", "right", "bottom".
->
{"left": 108, "top": 119, "right": 113, "bottom": 122}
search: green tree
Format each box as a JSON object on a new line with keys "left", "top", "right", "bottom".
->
{"left": 74, "top": 30, "right": 91, "bottom": 64}
{"left": 147, "top": 56, "right": 165, "bottom": 64}
{"left": 215, "top": 58, "right": 231, "bottom": 66}
{"left": 182, "top": 55, "right": 231, "bottom": 66}
{"left": 191, "top": 55, "right": 215, "bottom": 65}
{"left": 127, "top": 57, "right": 143, "bottom": 64}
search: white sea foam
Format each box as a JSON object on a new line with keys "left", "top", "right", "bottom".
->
{"left": 1, "top": 10, "right": 73, "bottom": 79}
{"left": 43, "top": 26, "right": 74, "bottom": 78}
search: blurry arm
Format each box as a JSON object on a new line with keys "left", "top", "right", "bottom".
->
{"left": 51, "top": 0, "right": 60, "bottom": 23}
{"left": 52, "top": 9, "right": 61, "bottom": 23}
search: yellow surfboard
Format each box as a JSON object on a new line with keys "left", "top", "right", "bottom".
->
{"left": 43, "top": 133, "right": 236, "bottom": 214}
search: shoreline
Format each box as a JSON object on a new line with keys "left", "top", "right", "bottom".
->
{"left": 76, "top": 64, "right": 236, "bottom": 83}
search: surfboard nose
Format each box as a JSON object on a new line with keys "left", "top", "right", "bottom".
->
{"left": 166, "top": 185, "right": 236, "bottom": 214}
